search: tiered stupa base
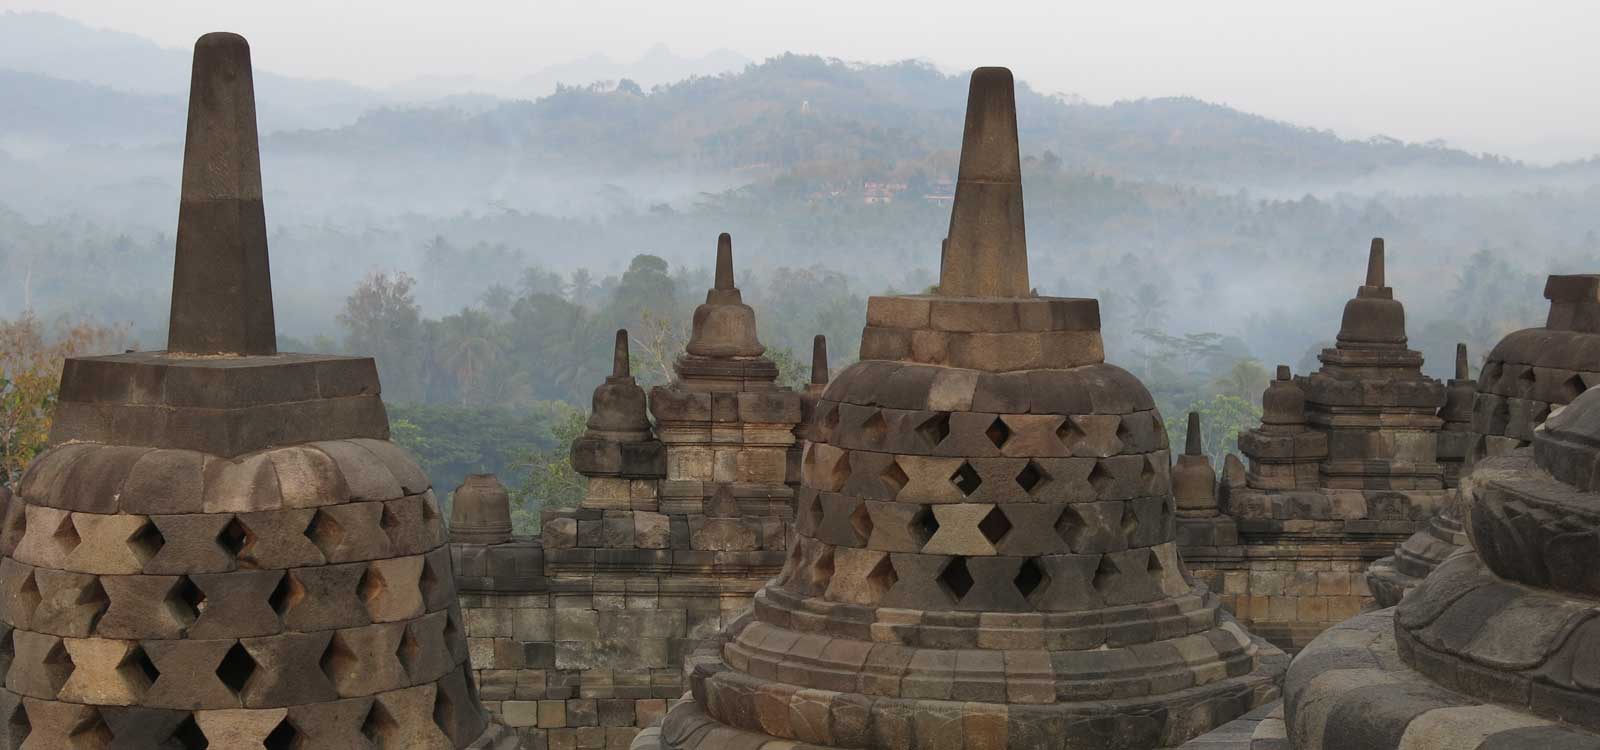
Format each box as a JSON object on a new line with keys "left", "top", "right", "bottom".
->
{"left": 1261, "top": 607, "right": 1596, "bottom": 750}
{"left": 635, "top": 598, "right": 1285, "bottom": 750}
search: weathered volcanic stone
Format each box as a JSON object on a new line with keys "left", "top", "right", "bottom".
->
{"left": 633, "top": 66, "right": 1284, "bottom": 750}
{"left": 1262, "top": 388, "right": 1600, "bottom": 749}
{"left": 0, "top": 31, "right": 510, "bottom": 750}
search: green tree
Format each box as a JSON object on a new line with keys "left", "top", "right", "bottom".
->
{"left": 1166, "top": 394, "right": 1262, "bottom": 466}
{"left": 1211, "top": 359, "right": 1270, "bottom": 401}
{"left": 511, "top": 403, "right": 590, "bottom": 534}
{"left": 339, "top": 271, "right": 426, "bottom": 402}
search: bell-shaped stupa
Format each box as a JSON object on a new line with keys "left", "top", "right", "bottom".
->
{"left": 1266, "top": 385, "right": 1600, "bottom": 748}
{"left": 0, "top": 33, "right": 511, "bottom": 749}
{"left": 630, "top": 66, "right": 1285, "bottom": 750}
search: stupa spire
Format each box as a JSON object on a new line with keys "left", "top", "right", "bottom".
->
{"left": 1365, "top": 238, "right": 1386, "bottom": 288}
{"left": 810, "top": 335, "right": 829, "bottom": 385}
{"left": 715, "top": 232, "right": 735, "bottom": 290}
{"left": 684, "top": 232, "right": 765, "bottom": 359}
{"left": 1455, "top": 342, "right": 1469, "bottom": 380}
{"left": 613, "top": 329, "right": 631, "bottom": 378}
{"left": 1185, "top": 411, "right": 1204, "bottom": 456}
{"left": 168, "top": 32, "right": 276, "bottom": 355}
{"left": 939, "top": 67, "right": 1029, "bottom": 298}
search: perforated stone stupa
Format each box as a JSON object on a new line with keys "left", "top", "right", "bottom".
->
{"left": 1260, "top": 384, "right": 1600, "bottom": 750}
{"left": 1366, "top": 274, "right": 1600, "bottom": 606}
{"left": 630, "top": 66, "right": 1285, "bottom": 750}
{"left": 1184, "top": 243, "right": 1456, "bottom": 649}
{"left": 0, "top": 32, "right": 510, "bottom": 749}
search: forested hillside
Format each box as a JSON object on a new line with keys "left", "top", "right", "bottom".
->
{"left": 3, "top": 18, "right": 1598, "bottom": 526}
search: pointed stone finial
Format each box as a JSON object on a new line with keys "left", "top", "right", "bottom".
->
{"left": 1366, "top": 238, "right": 1385, "bottom": 288}
{"left": 1277, "top": 365, "right": 1291, "bottom": 381}
{"left": 613, "top": 329, "right": 630, "bottom": 378}
{"left": 715, "top": 233, "right": 735, "bottom": 290}
{"left": 168, "top": 32, "right": 276, "bottom": 356}
{"left": 939, "top": 67, "right": 1029, "bottom": 298}
{"left": 1455, "top": 342, "right": 1469, "bottom": 380}
{"left": 1185, "top": 411, "right": 1203, "bottom": 456}
{"left": 811, "top": 335, "right": 829, "bottom": 385}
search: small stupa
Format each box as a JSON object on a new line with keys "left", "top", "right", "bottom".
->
{"left": 1188, "top": 242, "right": 1456, "bottom": 649}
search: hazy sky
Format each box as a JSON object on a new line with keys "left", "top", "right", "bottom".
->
{"left": 6, "top": 0, "right": 1597, "bottom": 163}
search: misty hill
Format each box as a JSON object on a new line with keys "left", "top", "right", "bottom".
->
{"left": 270, "top": 54, "right": 1593, "bottom": 194}
{"left": 0, "top": 70, "right": 183, "bottom": 151}
{"left": 0, "top": 11, "right": 384, "bottom": 134}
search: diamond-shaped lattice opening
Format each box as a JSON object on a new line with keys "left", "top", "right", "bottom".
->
{"left": 67, "top": 710, "right": 113, "bottom": 747}
{"left": 171, "top": 715, "right": 208, "bottom": 750}
{"left": 78, "top": 577, "right": 109, "bottom": 631}
{"left": 127, "top": 520, "right": 165, "bottom": 564}
{"left": 1087, "top": 461, "right": 1115, "bottom": 494}
{"left": 118, "top": 644, "right": 160, "bottom": 693}
{"left": 419, "top": 557, "right": 442, "bottom": 605}
{"left": 916, "top": 412, "right": 952, "bottom": 450}
{"left": 1120, "top": 504, "right": 1139, "bottom": 543}
{"left": 53, "top": 514, "right": 81, "bottom": 556}
{"left": 362, "top": 702, "right": 399, "bottom": 745}
{"left": 822, "top": 403, "right": 841, "bottom": 434}
{"left": 380, "top": 505, "right": 403, "bottom": 545}
{"left": 1016, "top": 461, "right": 1048, "bottom": 494}
{"left": 42, "top": 639, "right": 74, "bottom": 694}
{"left": 443, "top": 609, "right": 462, "bottom": 644}
{"left": 396, "top": 625, "right": 423, "bottom": 677}
{"left": 1141, "top": 455, "right": 1159, "bottom": 488}
{"left": 978, "top": 507, "right": 1012, "bottom": 545}
{"left": 1516, "top": 366, "right": 1537, "bottom": 396}
{"left": 1092, "top": 556, "right": 1118, "bottom": 592}
{"left": 1147, "top": 549, "right": 1164, "bottom": 576}
{"left": 167, "top": 576, "right": 205, "bottom": 627}
{"left": 938, "top": 557, "right": 975, "bottom": 602}
{"left": 420, "top": 497, "right": 440, "bottom": 523}
{"left": 1054, "top": 507, "right": 1083, "bottom": 550}
{"left": 216, "top": 517, "right": 254, "bottom": 563}
{"left": 215, "top": 642, "right": 256, "bottom": 697}
{"left": 16, "top": 572, "right": 40, "bottom": 618}
{"left": 319, "top": 632, "right": 359, "bottom": 687}
{"left": 809, "top": 547, "right": 836, "bottom": 593}
{"left": 1056, "top": 420, "right": 1086, "bottom": 452}
{"left": 305, "top": 509, "right": 346, "bottom": 557}
{"left": 264, "top": 717, "right": 299, "bottom": 750}
{"left": 1115, "top": 418, "right": 1135, "bottom": 448}
{"left": 803, "top": 492, "right": 825, "bottom": 530}
{"left": 433, "top": 684, "right": 458, "bottom": 742}
{"left": 865, "top": 555, "right": 898, "bottom": 601}
{"left": 950, "top": 462, "right": 982, "bottom": 496}
{"left": 0, "top": 627, "right": 13, "bottom": 678}
{"left": 358, "top": 565, "right": 387, "bottom": 607}
{"left": 268, "top": 572, "right": 302, "bottom": 619}
{"left": 861, "top": 410, "right": 890, "bottom": 446}
{"left": 849, "top": 503, "right": 874, "bottom": 545}
{"left": 1563, "top": 374, "right": 1587, "bottom": 403}
{"left": 985, "top": 417, "right": 1011, "bottom": 450}
{"left": 1015, "top": 558, "right": 1046, "bottom": 601}
{"left": 911, "top": 506, "right": 940, "bottom": 548}
{"left": 7, "top": 703, "right": 29, "bottom": 746}
{"left": 881, "top": 459, "right": 910, "bottom": 496}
